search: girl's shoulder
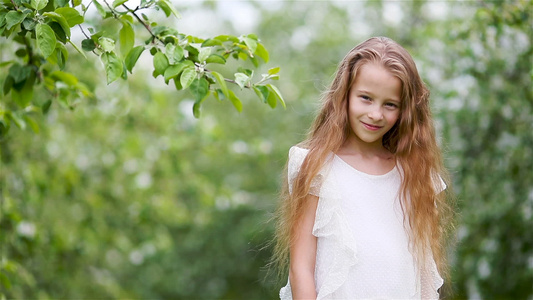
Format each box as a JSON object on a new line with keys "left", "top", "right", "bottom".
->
{"left": 287, "top": 146, "right": 310, "bottom": 181}
{"left": 288, "top": 145, "right": 309, "bottom": 157}
{"left": 287, "top": 146, "right": 312, "bottom": 172}
{"left": 287, "top": 145, "right": 332, "bottom": 196}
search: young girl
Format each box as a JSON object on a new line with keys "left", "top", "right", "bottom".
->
{"left": 272, "top": 37, "right": 453, "bottom": 299}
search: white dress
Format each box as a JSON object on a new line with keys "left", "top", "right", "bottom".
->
{"left": 280, "top": 146, "right": 444, "bottom": 300}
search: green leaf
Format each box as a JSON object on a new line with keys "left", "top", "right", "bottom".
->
{"left": 266, "top": 87, "right": 277, "bottom": 108}
{"left": 101, "top": 51, "right": 123, "bottom": 84}
{"left": 234, "top": 72, "right": 249, "bottom": 89}
{"left": 237, "top": 67, "right": 253, "bottom": 77}
{"left": 165, "top": 43, "right": 184, "bottom": 64}
{"left": 0, "top": 268, "right": 11, "bottom": 290}
{"left": 5, "top": 11, "right": 28, "bottom": 30}
{"left": 93, "top": 0, "right": 106, "bottom": 18}
{"left": 24, "top": 115, "right": 40, "bottom": 133}
{"left": 255, "top": 42, "right": 269, "bottom": 63}
{"left": 112, "top": 0, "right": 128, "bottom": 8}
{"left": 267, "top": 84, "right": 285, "bottom": 108}
{"left": 214, "top": 35, "right": 239, "bottom": 43}
{"left": 22, "top": 18, "right": 37, "bottom": 31}
{"left": 49, "top": 22, "right": 67, "bottom": 43}
{"left": 3, "top": 75, "right": 14, "bottom": 95}
{"left": 8, "top": 64, "right": 32, "bottom": 84}
{"left": 211, "top": 71, "right": 229, "bottom": 98}
{"left": 201, "top": 38, "right": 223, "bottom": 47}
{"left": 189, "top": 77, "right": 209, "bottom": 102}
{"left": 121, "top": 14, "right": 134, "bottom": 23}
{"left": 119, "top": 21, "right": 134, "bottom": 56}
{"left": 180, "top": 67, "right": 196, "bottom": 90}
{"left": 227, "top": 90, "right": 242, "bottom": 112}
{"left": 241, "top": 36, "right": 257, "bottom": 53}
{"left": 237, "top": 51, "right": 248, "bottom": 61}
{"left": 121, "top": 61, "right": 128, "bottom": 80}
{"left": 12, "top": 73, "right": 35, "bottom": 108}
{"left": 198, "top": 47, "right": 211, "bottom": 63}
{"left": 50, "top": 71, "right": 78, "bottom": 86}
{"left": 81, "top": 38, "right": 96, "bottom": 51}
{"left": 9, "top": 112, "right": 26, "bottom": 130}
{"left": 206, "top": 54, "right": 226, "bottom": 64}
{"left": 98, "top": 37, "right": 115, "bottom": 52}
{"left": 0, "top": 11, "right": 7, "bottom": 28}
{"left": 31, "top": 0, "right": 48, "bottom": 10}
{"left": 43, "top": 12, "right": 71, "bottom": 38}
{"left": 156, "top": 0, "right": 171, "bottom": 17}
{"left": 213, "top": 89, "right": 226, "bottom": 101}
{"left": 56, "top": 89, "right": 70, "bottom": 108}
{"left": 253, "top": 85, "right": 269, "bottom": 104}
{"left": 190, "top": 77, "right": 209, "bottom": 116}
{"left": 173, "top": 77, "right": 183, "bottom": 90}
{"left": 55, "top": 7, "right": 83, "bottom": 26}
{"left": 192, "top": 90, "right": 210, "bottom": 118}
{"left": 185, "top": 35, "right": 204, "bottom": 44}
{"left": 156, "top": 0, "right": 180, "bottom": 18}
{"left": 36, "top": 23, "right": 57, "bottom": 58}
{"left": 42, "top": 99, "right": 52, "bottom": 114}
{"left": 125, "top": 45, "right": 144, "bottom": 73}
{"left": 163, "top": 62, "right": 187, "bottom": 82}
{"left": 54, "top": 0, "right": 68, "bottom": 9}
{"left": 52, "top": 42, "right": 68, "bottom": 69}
{"left": 268, "top": 67, "right": 280, "bottom": 75}
{"left": 153, "top": 51, "right": 169, "bottom": 78}
{"left": 250, "top": 56, "right": 259, "bottom": 68}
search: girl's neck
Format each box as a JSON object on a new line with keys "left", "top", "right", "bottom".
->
{"left": 339, "top": 134, "right": 392, "bottom": 159}
{"left": 336, "top": 135, "right": 395, "bottom": 176}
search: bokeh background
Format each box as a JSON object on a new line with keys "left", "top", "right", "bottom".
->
{"left": 1, "top": 0, "right": 531, "bottom": 299}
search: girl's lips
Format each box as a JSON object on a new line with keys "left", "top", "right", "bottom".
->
{"left": 361, "top": 121, "right": 382, "bottom": 131}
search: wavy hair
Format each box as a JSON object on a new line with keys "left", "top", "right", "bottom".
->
{"left": 271, "top": 37, "right": 453, "bottom": 284}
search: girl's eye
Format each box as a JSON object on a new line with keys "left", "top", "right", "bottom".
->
{"left": 360, "top": 95, "right": 371, "bottom": 101}
{"left": 385, "top": 102, "right": 399, "bottom": 109}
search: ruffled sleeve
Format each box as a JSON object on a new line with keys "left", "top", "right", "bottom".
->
{"left": 420, "top": 254, "right": 444, "bottom": 299}
{"left": 432, "top": 173, "right": 447, "bottom": 195}
{"left": 420, "top": 173, "right": 446, "bottom": 298}
{"left": 287, "top": 146, "right": 323, "bottom": 196}
{"left": 311, "top": 156, "right": 358, "bottom": 299}
{"left": 280, "top": 146, "right": 358, "bottom": 300}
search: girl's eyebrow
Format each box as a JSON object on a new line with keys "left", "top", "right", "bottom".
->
{"left": 357, "top": 89, "right": 372, "bottom": 95}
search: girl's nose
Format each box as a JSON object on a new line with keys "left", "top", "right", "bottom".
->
{"left": 368, "top": 107, "right": 384, "bottom": 120}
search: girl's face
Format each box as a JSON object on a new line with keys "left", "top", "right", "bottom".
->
{"left": 347, "top": 63, "right": 402, "bottom": 148}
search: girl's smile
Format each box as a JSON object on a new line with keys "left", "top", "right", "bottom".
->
{"left": 361, "top": 121, "right": 383, "bottom": 131}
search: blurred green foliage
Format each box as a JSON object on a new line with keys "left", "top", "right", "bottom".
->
{"left": 0, "top": 0, "right": 283, "bottom": 137}
{"left": 1, "top": 0, "right": 531, "bottom": 299}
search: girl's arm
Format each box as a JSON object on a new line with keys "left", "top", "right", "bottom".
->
{"left": 289, "top": 194, "right": 319, "bottom": 299}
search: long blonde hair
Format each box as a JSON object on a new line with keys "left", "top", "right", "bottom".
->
{"left": 272, "top": 37, "right": 453, "bottom": 283}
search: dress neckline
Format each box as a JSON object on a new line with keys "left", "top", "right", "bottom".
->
{"left": 333, "top": 154, "right": 397, "bottom": 178}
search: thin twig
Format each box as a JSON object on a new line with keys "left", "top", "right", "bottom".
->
{"left": 10, "top": 0, "right": 18, "bottom": 10}
{"left": 101, "top": 0, "right": 119, "bottom": 18}
{"left": 78, "top": 24, "right": 90, "bottom": 39}
{"left": 122, "top": 4, "right": 164, "bottom": 44}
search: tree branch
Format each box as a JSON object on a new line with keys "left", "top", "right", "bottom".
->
{"left": 122, "top": 4, "right": 164, "bottom": 45}
{"left": 78, "top": 24, "right": 90, "bottom": 39}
